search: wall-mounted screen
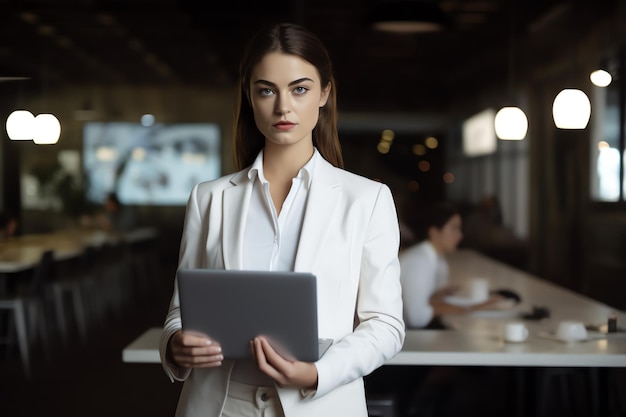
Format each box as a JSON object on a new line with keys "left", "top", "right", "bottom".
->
{"left": 462, "top": 108, "right": 497, "bottom": 157}
{"left": 83, "top": 122, "right": 221, "bottom": 205}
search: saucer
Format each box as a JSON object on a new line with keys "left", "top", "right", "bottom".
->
{"left": 502, "top": 336, "right": 528, "bottom": 344}
{"left": 443, "top": 295, "right": 486, "bottom": 307}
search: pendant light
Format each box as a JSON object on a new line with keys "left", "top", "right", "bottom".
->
{"left": 5, "top": 79, "right": 35, "bottom": 140}
{"left": 552, "top": 88, "right": 591, "bottom": 129}
{"left": 552, "top": 0, "right": 591, "bottom": 129}
{"left": 495, "top": 0, "right": 528, "bottom": 140}
{"left": 29, "top": 51, "right": 61, "bottom": 144}
{"left": 6, "top": 109, "right": 35, "bottom": 140}
{"left": 495, "top": 107, "right": 528, "bottom": 140}
{"left": 32, "top": 113, "right": 61, "bottom": 145}
{"left": 5, "top": 110, "right": 60, "bottom": 143}
{"left": 590, "top": 69, "right": 612, "bottom": 88}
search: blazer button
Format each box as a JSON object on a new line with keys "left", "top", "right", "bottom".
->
{"left": 260, "top": 392, "right": 270, "bottom": 402}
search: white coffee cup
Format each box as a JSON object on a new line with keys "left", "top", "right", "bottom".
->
{"left": 468, "top": 278, "right": 489, "bottom": 302}
{"left": 555, "top": 321, "right": 588, "bottom": 341}
{"left": 504, "top": 322, "right": 529, "bottom": 343}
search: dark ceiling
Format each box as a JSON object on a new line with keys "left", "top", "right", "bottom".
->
{"left": 0, "top": 0, "right": 619, "bottom": 113}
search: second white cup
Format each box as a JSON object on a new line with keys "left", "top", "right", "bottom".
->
{"left": 504, "top": 322, "right": 529, "bottom": 343}
{"left": 555, "top": 321, "right": 587, "bottom": 341}
{"left": 468, "top": 278, "right": 489, "bottom": 302}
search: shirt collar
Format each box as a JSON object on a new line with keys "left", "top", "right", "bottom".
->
{"left": 424, "top": 240, "right": 442, "bottom": 260}
{"left": 248, "top": 149, "right": 265, "bottom": 182}
{"left": 247, "top": 148, "right": 318, "bottom": 188}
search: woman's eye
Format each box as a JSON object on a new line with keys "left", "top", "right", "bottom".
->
{"left": 293, "top": 86, "right": 308, "bottom": 95}
{"left": 259, "top": 88, "right": 274, "bottom": 96}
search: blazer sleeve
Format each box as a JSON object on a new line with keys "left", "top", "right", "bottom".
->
{"left": 313, "top": 183, "right": 405, "bottom": 397}
{"left": 159, "top": 183, "right": 204, "bottom": 382}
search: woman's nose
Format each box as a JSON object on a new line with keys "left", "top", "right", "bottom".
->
{"left": 274, "top": 96, "right": 291, "bottom": 115}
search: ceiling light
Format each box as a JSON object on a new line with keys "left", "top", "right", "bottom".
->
{"left": 6, "top": 110, "right": 35, "bottom": 140}
{"left": 33, "top": 114, "right": 61, "bottom": 144}
{"left": 590, "top": 69, "right": 612, "bottom": 87}
{"left": 552, "top": 89, "right": 591, "bottom": 129}
{"left": 368, "top": 0, "right": 449, "bottom": 34}
{"left": 495, "top": 107, "right": 528, "bottom": 140}
{"left": 552, "top": 3, "right": 591, "bottom": 130}
{"left": 495, "top": 4, "right": 528, "bottom": 141}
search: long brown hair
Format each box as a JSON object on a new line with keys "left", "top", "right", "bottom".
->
{"left": 233, "top": 23, "right": 343, "bottom": 170}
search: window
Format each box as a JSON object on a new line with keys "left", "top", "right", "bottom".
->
{"left": 590, "top": 49, "right": 625, "bottom": 202}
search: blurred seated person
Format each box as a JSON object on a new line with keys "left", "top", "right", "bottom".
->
{"left": 400, "top": 201, "right": 503, "bottom": 329}
{"left": 0, "top": 211, "right": 19, "bottom": 238}
{"left": 394, "top": 203, "right": 508, "bottom": 417}
{"left": 95, "top": 192, "right": 137, "bottom": 233}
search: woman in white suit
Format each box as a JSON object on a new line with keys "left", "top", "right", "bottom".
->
{"left": 159, "top": 23, "right": 405, "bottom": 417}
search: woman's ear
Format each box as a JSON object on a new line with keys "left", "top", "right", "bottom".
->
{"left": 319, "top": 82, "right": 331, "bottom": 107}
{"left": 427, "top": 225, "right": 439, "bottom": 241}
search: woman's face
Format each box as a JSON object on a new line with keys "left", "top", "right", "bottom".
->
{"left": 249, "top": 52, "right": 330, "bottom": 150}
{"left": 431, "top": 214, "right": 463, "bottom": 254}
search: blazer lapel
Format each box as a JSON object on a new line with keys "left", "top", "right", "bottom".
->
{"left": 222, "top": 170, "right": 253, "bottom": 270}
{"left": 294, "top": 158, "right": 341, "bottom": 273}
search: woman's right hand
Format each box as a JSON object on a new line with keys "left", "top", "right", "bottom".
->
{"left": 167, "top": 330, "right": 224, "bottom": 368}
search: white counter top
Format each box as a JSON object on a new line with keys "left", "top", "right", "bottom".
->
{"left": 123, "top": 326, "right": 626, "bottom": 368}
{"left": 122, "top": 249, "right": 626, "bottom": 368}
{"left": 122, "top": 327, "right": 162, "bottom": 363}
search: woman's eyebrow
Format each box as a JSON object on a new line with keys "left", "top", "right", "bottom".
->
{"left": 253, "top": 77, "right": 315, "bottom": 87}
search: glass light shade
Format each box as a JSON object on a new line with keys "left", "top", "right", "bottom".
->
{"left": 590, "top": 69, "right": 612, "bottom": 87}
{"left": 552, "top": 88, "right": 591, "bottom": 129}
{"left": 494, "top": 107, "right": 528, "bottom": 140}
{"left": 33, "top": 113, "right": 61, "bottom": 144}
{"left": 6, "top": 110, "right": 35, "bottom": 140}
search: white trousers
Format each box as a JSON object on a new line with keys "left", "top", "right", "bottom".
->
{"left": 221, "top": 380, "right": 285, "bottom": 417}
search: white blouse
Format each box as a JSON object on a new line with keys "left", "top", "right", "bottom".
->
{"left": 399, "top": 240, "right": 449, "bottom": 328}
{"left": 233, "top": 148, "right": 316, "bottom": 384}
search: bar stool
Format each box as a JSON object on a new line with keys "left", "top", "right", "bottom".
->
{"left": 535, "top": 367, "right": 598, "bottom": 417}
{"left": 0, "top": 250, "right": 54, "bottom": 377}
{"left": 48, "top": 253, "right": 89, "bottom": 345}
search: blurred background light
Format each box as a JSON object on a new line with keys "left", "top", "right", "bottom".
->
{"left": 424, "top": 136, "right": 439, "bottom": 149}
{"left": 590, "top": 69, "right": 612, "bottom": 87}
{"left": 552, "top": 89, "right": 591, "bottom": 129}
{"left": 6, "top": 110, "right": 35, "bottom": 140}
{"left": 495, "top": 106, "right": 528, "bottom": 140}
{"left": 141, "top": 113, "right": 155, "bottom": 126}
{"left": 32, "top": 113, "right": 61, "bottom": 144}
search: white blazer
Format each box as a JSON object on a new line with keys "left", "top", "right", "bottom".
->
{"left": 159, "top": 154, "right": 405, "bottom": 417}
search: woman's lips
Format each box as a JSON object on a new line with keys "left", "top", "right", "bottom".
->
{"left": 274, "top": 121, "right": 296, "bottom": 130}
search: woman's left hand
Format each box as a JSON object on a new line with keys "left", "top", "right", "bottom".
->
{"left": 251, "top": 336, "right": 318, "bottom": 389}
